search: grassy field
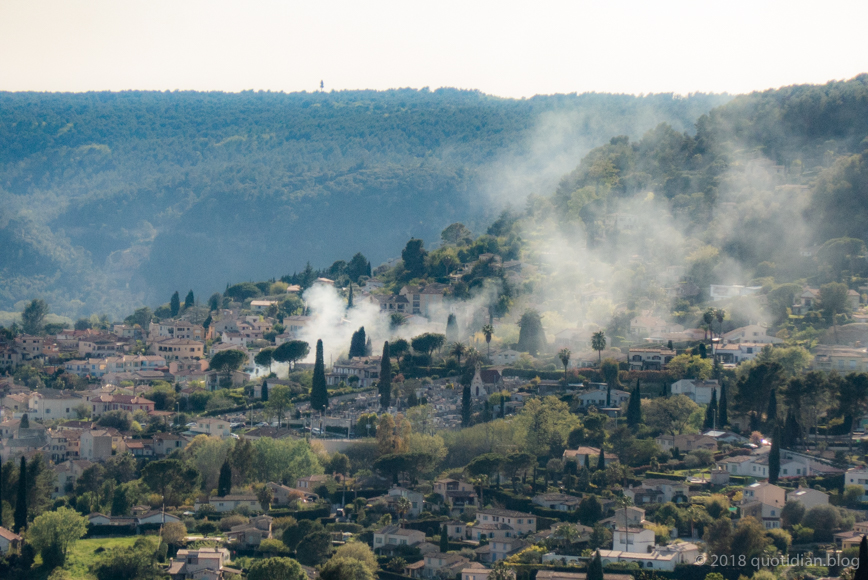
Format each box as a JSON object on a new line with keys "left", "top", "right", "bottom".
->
{"left": 30, "top": 536, "right": 142, "bottom": 580}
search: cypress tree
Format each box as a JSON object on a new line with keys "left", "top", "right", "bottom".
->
{"left": 719, "top": 382, "right": 728, "bottom": 426}
{"left": 597, "top": 448, "right": 606, "bottom": 471}
{"left": 626, "top": 389, "right": 636, "bottom": 426}
{"left": 584, "top": 454, "right": 591, "bottom": 470}
{"left": 170, "top": 291, "right": 180, "bottom": 317}
{"left": 365, "top": 337, "right": 373, "bottom": 356}
{"left": 517, "top": 310, "right": 546, "bottom": 356}
{"left": 440, "top": 525, "right": 449, "bottom": 553}
{"left": 14, "top": 456, "right": 27, "bottom": 533}
{"left": 379, "top": 342, "right": 392, "bottom": 408}
{"left": 446, "top": 314, "right": 459, "bottom": 344}
{"left": 217, "top": 461, "right": 232, "bottom": 497}
{"left": 698, "top": 343, "right": 707, "bottom": 359}
{"left": 627, "top": 380, "right": 642, "bottom": 429}
{"left": 587, "top": 551, "right": 604, "bottom": 580}
{"left": 767, "top": 388, "right": 778, "bottom": 425}
{"left": 349, "top": 327, "right": 366, "bottom": 358}
{"left": 347, "top": 285, "right": 354, "bottom": 309}
{"left": 184, "top": 290, "right": 195, "bottom": 309}
{"left": 769, "top": 424, "right": 781, "bottom": 483}
{"left": 261, "top": 381, "right": 269, "bottom": 402}
{"left": 704, "top": 389, "right": 718, "bottom": 430}
{"left": 461, "top": 385, "right": 471, "bottom": 427}
{"left": 311, "top": 339, "right": 328, "bottom": 412}
{"left": 20, "top": 413, "right": 29, "bottom": 429}
{"left": 784, "top": 409, "right": 800, "bottom": 448}
{"left": 856, "top": 536, "right": 868, "bottom": 580}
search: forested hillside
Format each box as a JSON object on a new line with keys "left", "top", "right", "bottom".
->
{"left": 0, "top": 89, "right": 728, "bottom": 317}
{"left": 520, "top": 75, "right": 868, "bottom": 337}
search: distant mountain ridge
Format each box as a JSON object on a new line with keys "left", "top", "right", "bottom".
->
{"left": 0, "top": 88, "right": 729, "bottom": 317}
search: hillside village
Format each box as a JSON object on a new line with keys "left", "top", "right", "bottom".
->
{"left": 3, "top": 217, "right": 868, "bottom": 580}
{"left": 3, "top": 76, "right": 868, "bottom": 580}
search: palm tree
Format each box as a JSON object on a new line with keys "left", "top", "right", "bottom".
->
{"left": 482, "top": 324, "right": 494, "bottom": 359}
{"left": 395, "top": 496, "right": 411, "bottom": 528}
{"left": 464, "top": 347, "right": 481, "bottom": 369}
{"left": 702, "top": 308, "right": 715, "bottom": 342}
{"left": 684, "top": 504, "right": 704, "bottom": 539}
{"left": 470, "top": 474, "right": 489, "bottom": 506}
{"left": 558, "top": 348, "right": 571, "bottom": 384}
{"left": 614, "top": 495, "right": 633, "bottom": 559}
{"left": 591, "top": 331, "right": 606, "bottom": 365}
{"left": 714, "top": 308, "right": 725, "bottom": 339}
{"left": 450, "top": 342, "right": 467, "bottom": 368}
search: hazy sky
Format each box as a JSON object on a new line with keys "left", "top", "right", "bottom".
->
{"left": 2, "top": 0, "right": 866, "bottom": 98}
